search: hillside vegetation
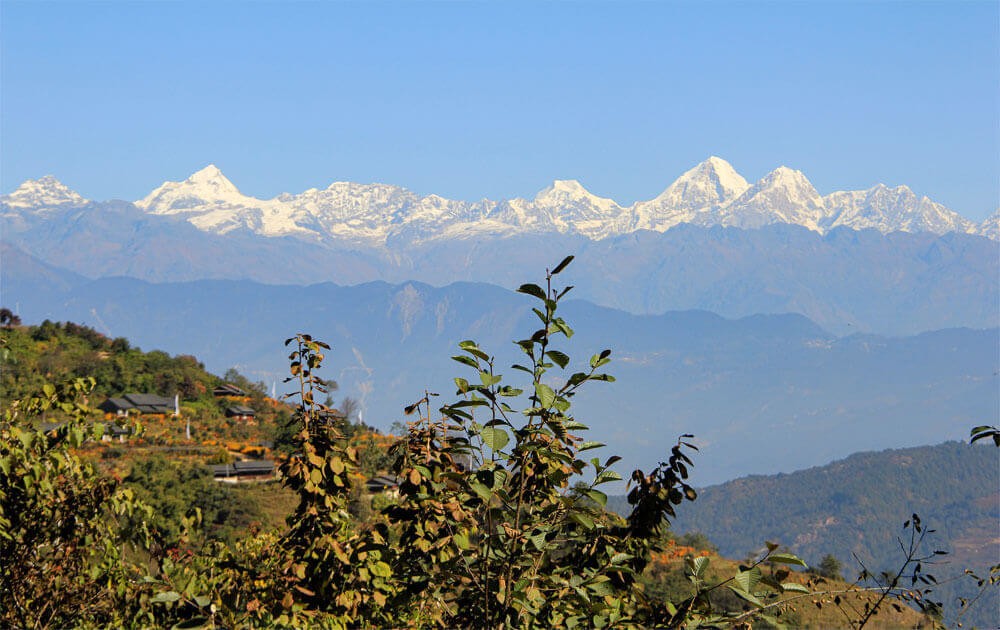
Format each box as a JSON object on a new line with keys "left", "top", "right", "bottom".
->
{"left": 666, "top": 442, "right": 999, "bottom": 627}
{"left": 0, "top": 263, "right": 984, "bottom": 628}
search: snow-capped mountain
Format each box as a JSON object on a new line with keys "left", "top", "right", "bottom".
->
{"left": 975, "top": 209, "right": 1000, "bottom": 241}
{"left": 632, "top": 156, "right": 750, "bottom": 231}
{"left": 4, "top": 158, "right": 995, "bottom": 243}
{"left": 718, "top": 166, "right": 826, "bottom": 231}
{"left": 2, "top": 175, "right": 88, "bottom": 210}
{"left": 133, "top": 165, "right": 313, "bottom": 238}
{"left": 485, "top": 180, "right": 628, "bottom": 239}
{"left": 823, "top": 184, "right": 976, "bottom": 234}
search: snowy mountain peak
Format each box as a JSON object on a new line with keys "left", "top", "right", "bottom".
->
{"left": 7, "top": 160, "right": 991, "bottom": 244}
{"left": 720, "top": 166, "right": 825, "bottom": 231}
{"left": 977, "top": 208, "right": 1000, "bottom": 240}
{"left": 764, "top": 165, "right": 811, "bottom": 185}
{"left": 531, "top": 179, "right": 622, "bottom": 226}
{"left": 2, "top": 175, "right": 88, "bottom": 209}
{"left": 534, "top": 179, "right": 610, "bottom": 204}
{"left": 136, "top": 164, "right": 254, "bottom": 213}
{"left": 180, "top": 164, "right": 242, "bottom": 198}
{"left": 823, "top": 182, "right": 976, "bottom": 235}
{"left": 630, "top": 156, "right": 750, "bottom": 231}
{"left": 546, "top": 179, "right": 588, "bottom": 195}
{"left": 187, "top": 163, "right": 229, "bottom": 184}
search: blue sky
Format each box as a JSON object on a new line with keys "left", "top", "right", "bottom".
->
{"left": 2, "top": 1, "right": 997, "bottom": 220}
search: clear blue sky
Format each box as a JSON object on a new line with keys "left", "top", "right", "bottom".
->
{"left": 2, "top": 1, "right": 997, "bottom": 220}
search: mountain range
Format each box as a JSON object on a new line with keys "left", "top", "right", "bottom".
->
{"left": 3, "top": 159, "right": 998, "bottom": 337}
{"left": 4, "top": 157, "right": 997, "bottom": 245}
{"left": 3, "top": 246, "right": 996, "bottom": 486}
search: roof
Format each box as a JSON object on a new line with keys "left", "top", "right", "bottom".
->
{"left": 212, "top": 460, "right": 275, "bottom": 477}
{"left": 225, "top": 405, "right": 256, "bottom": 417}
{"left": 214, "top": 383, "right": 247, "bottom": 397}
{"left": 100, "top": 393, "right": 173, "bottom": 414}
{"left": 98, "top": 397, "right": 132, "bottom": 413}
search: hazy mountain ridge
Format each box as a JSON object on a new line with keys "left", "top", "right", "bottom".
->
{"left": 3, "top": 253, "right": 995, "bottom": 486}
{"left": 3, "top": 211, "right": 995, "bottom": 337}
{"left": 4, "top": 157, "right": 993, "bottom": 244}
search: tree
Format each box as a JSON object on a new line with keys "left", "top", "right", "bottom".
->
{"left": 818, "top": 553, "right": 843, "bottom": 580}
{"left": 0, "top": 307, "right": 21, "bottom": 328}
{"left": 270, "top": 257, "right": 811, "bottom": 629}
{"left": 0, "top": 378, "right": 153, "bottom": 628}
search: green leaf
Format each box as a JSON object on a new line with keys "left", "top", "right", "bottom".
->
{"left": 584, "top": 488, "right": 608, "bottom": 507}
{"left": 570, "top": 512, "right": 595, "bottom": 530}
{"left": 595, "top": 469, "right": 622, "bottom": 484}
{"left": 454, "top": 377, "right": 470, "bottom": 393}
{"left": 550, "top": 255, "right": 574, "bottom": 275}
{"left": 781, "top": 582, "right": 811, "bottom": 593}
{"left": 728, "top": 586, "right": 764, "bottom": 607}
{"left": 479, "top": 371, "right": 502, "bottom": 386}
{"left": 768, "top": 553, "right": 808, "bottom": 567}
{"left": 687, "top": 555, "right": 710, "bottom": 578}
{"left": 152, "top": 590, "right": 182, "bottom": 604}
{"left": 517, "top": 283, "right": 547, "bottom": 300}
{"left": 610, "top": 552, "right": 633, "bottom": 565}
{"left": 452, "top": 355, "right": 479, "bottom": 369}
{"left": 546, "top": 350, "right": 570, "bottom": 369}
{"left": 469, "top": 481, "right": 493, "bottom": 501}
{"left": 552, "top": 318, "right": 574, "bottom": 338}
{"left": 535, "top": 383, "right": 556, "bottom": 408}
{"left": 579, "top": 441, "right": 605, "bottom": 452}
{"left": 480, "top": 426, "right": 510, "bottom": 451}
{"left": 734, "top": 566, "right": 762, "bottom": 593}
{"left": 529, "top": 531, "right": 547, "bottom": 551}
{"left": 590, "top": 350, "right": 612, "bottom": 368}
{"left": 454, "top": 530, "right": 471, "bottom": 550}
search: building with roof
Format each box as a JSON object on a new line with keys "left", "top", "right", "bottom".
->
{"left": 211, "top": 460, "right": 275, "bottom": 483}
{"left": 225, "top": 405, "right": 257, "bottom": 422}
{"left": 98, "top": 393, "right": 176, "bottom": 418}
{"left": 214, "top": 383, "right": 248, "bottom": 398}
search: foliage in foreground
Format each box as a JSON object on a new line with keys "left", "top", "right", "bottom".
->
{"left": 1, "top": 258, "right": 976, "bottom": 629}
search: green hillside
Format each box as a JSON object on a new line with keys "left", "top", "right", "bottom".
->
{"left": 0, "top": 315, "right": 978, "bottom": 628}
{"left": 0, "top": 318, "right": 293, "bottom": 446}
{"left": 664, "top": 442, "right": 999, "bottom": 627}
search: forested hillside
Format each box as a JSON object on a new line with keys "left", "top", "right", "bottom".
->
{"left": 0, "top": 297, "right": 987, "bottom": 628}
{"left": 664, "top": 442, "right": 1000, "bottom": 627}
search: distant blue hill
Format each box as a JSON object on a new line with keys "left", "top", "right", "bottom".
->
{"left": 4, "top": 246, "right": 996, "bottom": 486}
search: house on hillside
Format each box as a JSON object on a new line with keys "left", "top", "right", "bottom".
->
{"left": 225, "top": 405, "right": 257, "bottom": 422}
{"left": 101, "top": 423, "right": 131, "bottom": 443}
{"left": 98, "top": 393, "right": 176, "bottom": 419}
{"left": 214, "top": 383, "right": 248, "bottom": 399}
{"left": 212, "top": 459, "right": 275, "bottom": 483}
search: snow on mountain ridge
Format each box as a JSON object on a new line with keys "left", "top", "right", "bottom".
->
{"left": 1, "top": 175, "right": 88, "bottom": 209}
{"left": 718, "top": 166, "right": 826, "bottom": 231}
{"left": 823, "top": 184, "right": 975, "bottom": 234}
{"left": 633, "top": 156, "right": 750, "bottom": 231}
{"left": 7, "top": 159, "right": 991, "bottom": 243}
{"left": 118, "top": 161, "right": 1000, "bottom": 243}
